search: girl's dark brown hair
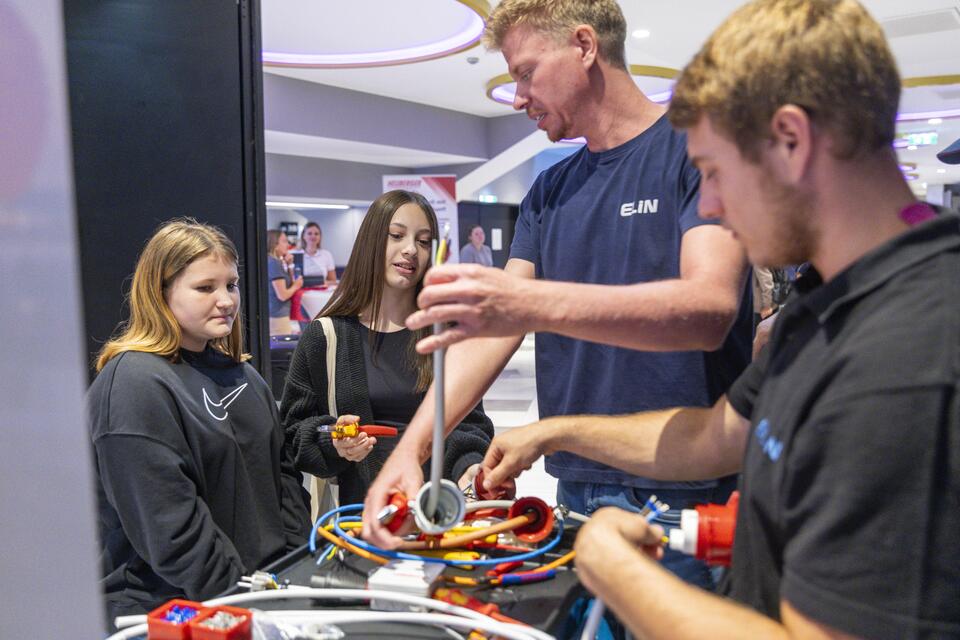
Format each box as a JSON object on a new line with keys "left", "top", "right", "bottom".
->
{"left": 321, "top": 190, "right": 438, "bottom": 391}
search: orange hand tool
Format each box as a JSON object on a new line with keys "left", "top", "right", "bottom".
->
{"left": 317, "top": 423, "right": 398, "bottom": 439}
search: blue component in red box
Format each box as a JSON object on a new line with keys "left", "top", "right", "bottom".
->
{"left": 164, "top": 605, "right": 199, "bottom": 624}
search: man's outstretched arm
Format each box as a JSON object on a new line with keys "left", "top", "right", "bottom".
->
{"left": 361, "top": 259, "right": 534, "bottom": 547}
{"left": 409, "top": 225, "right": 747, "bottom": 353}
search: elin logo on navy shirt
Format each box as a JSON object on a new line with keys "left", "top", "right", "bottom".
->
{"left": 619, "top": 198, "right": 659, "bottom": 217}
{"left": 754, "top": 418, "right": 784, "bottom": 461}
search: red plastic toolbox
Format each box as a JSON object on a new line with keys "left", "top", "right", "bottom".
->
{"left": 146, "top": 599, "right": 206, "bottom": 640}
{"left": 187, "top": 605, "right": 252, "bottom": 640}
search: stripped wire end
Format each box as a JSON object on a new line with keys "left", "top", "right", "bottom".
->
{"left": 639, "top": 494, "right": 670, "bottom": 523}
{"left": 238, "top": 570, "right": 281, "bottom": 591}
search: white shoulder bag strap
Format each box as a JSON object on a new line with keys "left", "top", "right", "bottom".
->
{"left": 317, "top": 316, "right": 337, "bottom": 416}
{"left": 310, "top": 316, "right": 339, "bottom": 517}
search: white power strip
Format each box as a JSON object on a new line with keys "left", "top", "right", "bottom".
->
{"left": 367, "top": 560, "right": 445, "bottom": 611}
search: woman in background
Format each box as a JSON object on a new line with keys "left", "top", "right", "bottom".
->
{"left": 297, "top": 221, "right": 337, "bottom": 283}
{"left": 88, "top": 219, "right": 309, "bottom": 621}
{"left": 280, "top": 190, "right": 493, "bottom": 506}
{"left": 267, "top": 229, "right": 303, "bottom": 335}
{"left": 459, "top": 224, "right": 494, "bottom": 267}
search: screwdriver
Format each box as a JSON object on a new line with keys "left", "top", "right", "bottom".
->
{"left": 316, "top": 423, "right": 398, "bottom": 439}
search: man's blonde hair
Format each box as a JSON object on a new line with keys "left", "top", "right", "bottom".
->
{"left": 483, "top": 0, "right": 627, "bottom": 70}
{"left": 669, "top": 0, "right": 901, "bottom": 161}
{"left": 96, "top": 218, "right": 248, "bottom": 371}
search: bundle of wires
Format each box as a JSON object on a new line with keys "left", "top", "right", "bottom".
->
{"left": 310, "top": 502, "right": 570, "bottom": 582}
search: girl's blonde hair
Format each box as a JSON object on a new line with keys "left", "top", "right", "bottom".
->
{"left": 95, "top": 218, "right": 249, "bottom": 371}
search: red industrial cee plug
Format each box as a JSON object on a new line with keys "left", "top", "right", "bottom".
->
{"left": 668, "top": 491, "right": 739, "bottom": 566}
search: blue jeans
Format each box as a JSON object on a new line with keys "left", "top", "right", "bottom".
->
{"left": 559, "top": 478, "right": 736, "bottom": 639}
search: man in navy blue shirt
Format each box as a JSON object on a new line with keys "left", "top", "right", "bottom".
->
{"left": 363, "top": 0, "right": 752, "bottom": 582}
{"left": 471, "top": 1, "right": 960, "bottom": 638}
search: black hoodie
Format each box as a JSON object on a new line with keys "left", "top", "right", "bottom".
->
{"left": 88, "top": 347, "right": 309, "bottom": 619}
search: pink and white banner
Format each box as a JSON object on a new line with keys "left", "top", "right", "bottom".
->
{"left": 382, "top": 174, "right": 459, "bottom": 263}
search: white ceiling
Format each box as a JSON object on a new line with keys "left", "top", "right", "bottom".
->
{"left": 262, "top": 0, "right": 960, "bottom": 195}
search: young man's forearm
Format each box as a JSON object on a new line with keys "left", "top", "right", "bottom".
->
{"left": 538, "top": 398, "right": 746, "bottom": 481}
{"left": 598, "top": 545, "right": 790, "bottom": 640}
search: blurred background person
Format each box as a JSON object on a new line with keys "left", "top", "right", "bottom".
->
{"left": 267, "top": 229, "right": 303, "bottom": 336}
{"left": 752, "top": 266, "right": 775, "bottom": 329}
{"left": 459, "top": 224, "right": 493, "bottom": 267}
{"left": 295, "top": 221, "right": 337, "bottom": 284}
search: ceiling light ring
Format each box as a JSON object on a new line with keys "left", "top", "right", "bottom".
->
{"left": 901, "top": 74, "right": 960, "bottom": 88}
{"left": 263, "top": 0, "right": 490, "bottom": 69}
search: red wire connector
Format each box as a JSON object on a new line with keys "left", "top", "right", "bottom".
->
{"left": 507, "top": 497, "right": 554, "bottom": 543}
{"left": 433, "top": 588, "right": 525, "bottom": 625}
{"left": 668, "top": 491, "right": 739, "bottom": 566}
{"left": 377, "top": 492, "right": 411, "bottom": 534}
{"left": 471, "top": 468, "right": 515, "bottom": 501}
{"left": 486, "top": 560, "right": 524, "bottom": 577}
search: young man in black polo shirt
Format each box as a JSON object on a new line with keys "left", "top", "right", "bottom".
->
{"left": 479, "top": 0, "right": 960, "bottom": 637}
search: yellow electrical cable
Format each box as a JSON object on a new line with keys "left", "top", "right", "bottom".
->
{"left": 398, "top": 513, "right": 535, "bottom": 550}
{"left": 314, "top": 522, "right": 389, "bottom": 566}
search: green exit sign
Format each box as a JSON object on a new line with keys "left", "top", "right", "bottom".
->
{"left": 902, "top": 132, "right": 939, "bottom": 146}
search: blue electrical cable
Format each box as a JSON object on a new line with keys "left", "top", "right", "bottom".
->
{"left": 309, "top": 507, "right": 362, "bottom": 553}
{"left": 315, "top": 543, "right": 336, "bottom": 566}
{"left": 312, "top": 503, "right": 565, "bottom": 568}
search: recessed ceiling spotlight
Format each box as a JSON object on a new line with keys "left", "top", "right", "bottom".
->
{"left": 937, "top": 168, "right": 947, "bottom": 173}
{"left": 928, "top": 117, "right": 943, "bottom": 125}
{"left": 907, "top": 145, "right": 918, "bottom": 151}
{"left": 632, "top": 29, "right": 651, "bottom": 39}
{"left": 466, "top": 56, "right": 479, "bottom": 65}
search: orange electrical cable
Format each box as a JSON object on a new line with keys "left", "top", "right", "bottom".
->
{"left": 314, "top": 522, "right": 389, "bottom": 566}
{"left": 399, "top": 513, "right": 535, "bottom": 551}
{"left": 534, "top": 549, "right": 576, "bottom": 572}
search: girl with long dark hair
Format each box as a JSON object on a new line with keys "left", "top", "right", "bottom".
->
{"left": 280, "top": 191, "right": 493, "bottom": 506}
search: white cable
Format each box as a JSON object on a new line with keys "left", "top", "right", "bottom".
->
{"left": 566, "top": 510, "right": 590, "bottom": 524}
{"left": 109, "top": 587, "right": 557, "bottom": 640}
{"left": 464, "top": 499, "right": 590, "bottom": 526}
{"left": 109, "top": 610, "right": 551, "bottom": 640}
{"left": 260, "top": 610, "right": 552, "bottom": 640}
{"left": 113, "top": 614, "right": 147, "bottom": 629}
{"left": 465, "top": 499, "right": 515, "bottom": 512}
{"left": 580, "top": 598, "right": 605, "bottom": 640}
{"left": 106, "top": 623, "right": 147, "bottom": 640}
{"left": 212, "top": 588, "right": 554, "bottom": 640}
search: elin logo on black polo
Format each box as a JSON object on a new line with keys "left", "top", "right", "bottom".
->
{"left": 619, "top": 198, "right": 659, "bottom": 217}
{"left": 754, "top": 418, "right": 783, "bottom": 462}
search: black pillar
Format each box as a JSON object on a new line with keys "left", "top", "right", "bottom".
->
{"left": 65, "top": 0, "right": 270, "bottom": 380}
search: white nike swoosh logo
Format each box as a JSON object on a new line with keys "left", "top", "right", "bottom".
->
{"left": 203, "top": 383, "right": 248, "bottom": 421}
